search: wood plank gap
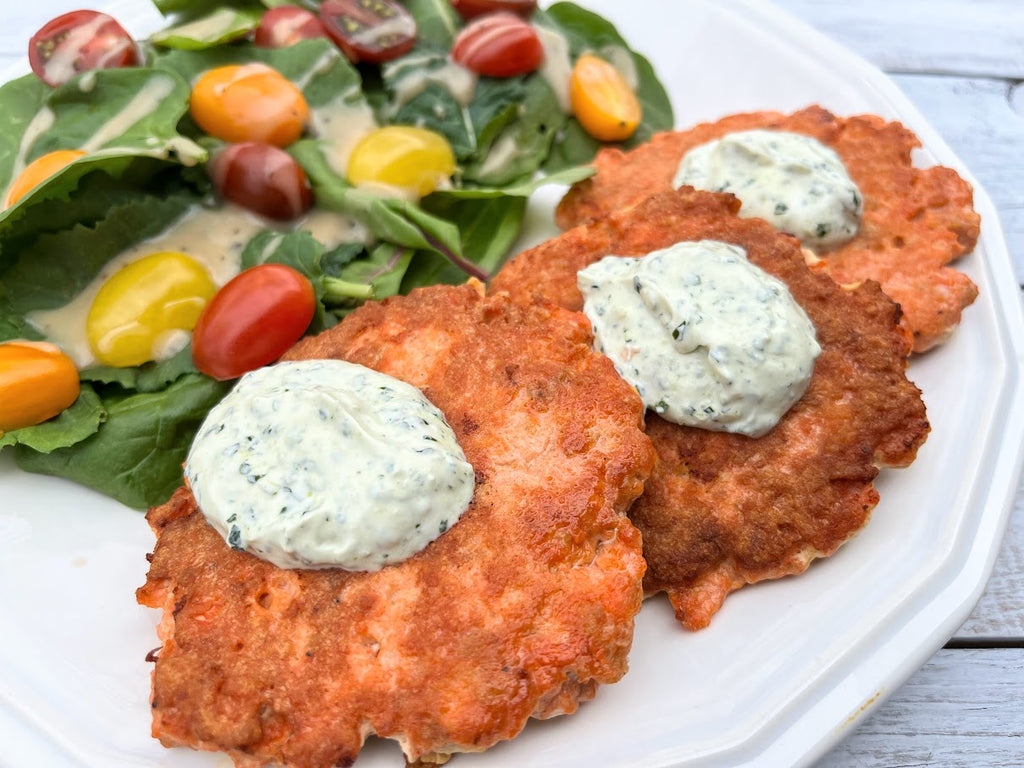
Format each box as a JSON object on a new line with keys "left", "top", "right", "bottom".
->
{"left": 944, "top": 637, "right": 1024, "bottom": 650}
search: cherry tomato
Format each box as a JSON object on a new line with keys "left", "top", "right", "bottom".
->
{"left": 87, "top": 252, "right": 216, "bottom": 367}
{"left": 569, "top": 53, "right": 642, "bottom": 142}
{"left": 4, "top": 149, "right": 86, "bottom": 208}
{"left": 449, "top": 0, "right": 537, "bottom": 20}
{"left": 347, "top": 126, "right": 456, "bottom": 198}
{"left": 28, "top": 10, "right": 138, "bottom": 88}
{"left": 254, "top": 6, "right": 328, "bottom": 48}
{"left": 191, "top": 264, "right": 316, "bottom": 381}
{"left": 450, "top": 13, "right": 543, "bottom": 78}
{"left": 319, "top": 0, "right": 417, "bottom": 64}
{"left": 190, "top": 64, "right": 309, "bottom": 147}
{"left": 210, "top": 143, "right": 314, "bottom": 221}
{"left": 0, "top": 341, "right": 80, "bottom": 433}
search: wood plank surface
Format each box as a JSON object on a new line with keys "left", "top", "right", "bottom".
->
{"left": 820, "top": 649, "right": 1024, "bottom": 767}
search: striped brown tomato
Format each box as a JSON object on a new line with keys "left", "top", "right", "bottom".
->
{"left": 191, "top": 264, "right": 316, "bottom": 381}
{"left": 319, "top": 0, "right": 417, "bottom": 63}
{"left": 450, "top": 12, "right": 543, "bottom": 78}
{"left": 210, "top": 142, "right": 314, "bottom": 221}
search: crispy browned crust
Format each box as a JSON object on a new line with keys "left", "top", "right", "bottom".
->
{"left": 555, "top": 105, "right": 980, "bottom": 352}
{"left": 136, "top": 283, "right": 654, "bottom": 767}
{"left": 492, "top": 188, "right": 930, "bottom": 630}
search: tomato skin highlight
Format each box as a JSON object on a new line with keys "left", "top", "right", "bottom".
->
{"left": 254, "top": 6, "right": 328, "bottom": 48}
{"left": 451, "top": 13, "right": 543, "bottom": 78}
{"left": 449, "top": 0, "right": 538, "bottom": 20}
{"left": 319, "top": 0, "right": 417, "bottom": 64}
{"left": 346, "top": 126, "right": 456, "bottom": 198}
{"left": 28, "top": 10, "right": 138, "bottom": 87}
{"left": 0, "top": 341, "right": 80, "bottom": 433}
{"left": 210, "top": 143, "right": 314, "bottom": 221}
{"left": 192, "top": 264, "right": 316, "bottom": 381}
{"left": 87, "top": 252, "right": 217, "bottom": 368}
{"left": 190, "top": 64, "right": 309, "bottom": 147}
{"left": 569, "top": 53, "right": 642, "bottom": 142}
{"left": 5, "top": 149, "right": 86, "bottom": 208}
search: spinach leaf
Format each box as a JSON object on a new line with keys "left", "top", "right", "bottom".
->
{"left": 0, "top": 384, "right": 105, "bottom": 452}
{"left": 0, "top": 192, "right": 197, "bottom": 325}
{"left": 536, "top": 2, "right": 674, "bottom": 171}
{"left": 151, "top": 7, "right": 263, "bottom": 50}
{"left": 14, "top": 374, "right": 232, "bottom": 509}
{"left": 401, "top": 0, "right": 462, "bottom": 48}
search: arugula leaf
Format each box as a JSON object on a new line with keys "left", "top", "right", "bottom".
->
{"left": 14, "top": 374, "right": 232, "bottom": 509}
{"left": 151, "top": 7, "right": 263, "bottom": 50}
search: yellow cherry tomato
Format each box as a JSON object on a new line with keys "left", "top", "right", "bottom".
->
{"left": 190, "top": 64, "right": 309, "bottom": 146}
{"left": 346, "top": 126, "right": 456, "bottom": 198}
{"left": 86, "top": 251, "right": 216, "bottom": 367}
{"left": 569, "top": 53, "right": 642, "bottom": 143}
{"left": 5, "top": 149, "right": 86, "bottom": 208}
{"left": 0, "top": 341, "right": 80, "bottom": 433}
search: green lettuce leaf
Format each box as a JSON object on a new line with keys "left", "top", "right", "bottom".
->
{"left": 14, "top": 374, "right": 231, "bottom": 509}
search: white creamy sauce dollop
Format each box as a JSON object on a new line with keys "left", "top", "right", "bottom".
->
{"left": 186, "top": 360, "right": 475, "bottom": 571}
{"left": 578, "top": 240, "right": 820, "bottom": 437}
{"left": 673, "top": 130, "right": 863, "bottom": 250}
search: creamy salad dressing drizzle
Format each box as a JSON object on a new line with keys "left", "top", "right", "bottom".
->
{"left": 674, "top": 130, "right": 863, "bottom": 250}
{"left": 578, "top": 240, "right": 820, "bottom": 437}
{"left": 186, "top": 360, "right": 476, "bottom": 571}
{"left": 28, "top": 203, "right": 368, "bottom": 367}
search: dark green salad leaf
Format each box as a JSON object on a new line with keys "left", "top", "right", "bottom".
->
{"left": 0, "top": 0, "right": 673, "bottom": 510}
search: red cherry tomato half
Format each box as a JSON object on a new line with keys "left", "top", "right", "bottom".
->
{"left": 449, "top": 0, "right": 537, "bottom": 20}
{"left": 210, "top": 142, "right": 314, "bottom": 221}
{"left": 254, "top": 6, "right": 328, "bottom": 48}
{"left": 28, "top": 10, "right": 138, "bottom": 88}
{"left": 451, "top": 13, "right": 543, "bottom": 78}
{"left": 192, "top": 264, "right": 316, "bottom": 381}
{"left": 319, "top": 0, "right": 417, "bottom": 64}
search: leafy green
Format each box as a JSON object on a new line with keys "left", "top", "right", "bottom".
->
{"left": 0, "top": 385, "right": 105, "bottom": 452}
{"left": 151, "top": 7, "right": 263, "bottom": 50}
{"left": 0, "top": 0, "right": 674, "bottom": 510}
{"left": 13, "top": 374, "right": 232, "bottom": 509}
{"left": 535, "top": 2, "right": 675, "bottom": 171}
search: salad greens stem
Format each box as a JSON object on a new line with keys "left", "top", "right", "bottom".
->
{"left": 420, "top": 230, "right": 490, "bottom": 283}
{"left": 322, "top": 275, "right": 374, "bottom": 302}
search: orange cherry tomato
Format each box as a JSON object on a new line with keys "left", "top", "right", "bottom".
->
{"left": 569, "top": 53, "right": 641, "bottom": 142}
{"left": 28, "top": 10, "right": 138, "bottom": 87}
{"left": 0, "top": 341, "right": 80, "bottom": 433}
{"left": 190, "top": 64, "right": 309, "bottom": 147}
{"left": 451, "top": 12, "right": 543, "bottom": 78}
{"left": 5, "top": 149, "right": 86, "bottom": 208}
{"left": 191, "top": 264, "right": 316, "bottom": 381}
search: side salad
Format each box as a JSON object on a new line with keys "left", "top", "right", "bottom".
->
{"left": 0, "top": 0, "right": 672, "bottom": 509}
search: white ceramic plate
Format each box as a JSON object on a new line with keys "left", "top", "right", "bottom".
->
{"left": 2, "top": 1, "right": 1023, "bottom": 767}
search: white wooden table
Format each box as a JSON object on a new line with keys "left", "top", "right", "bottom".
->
{"left": 769, "top": 2, "right": 1024, "bottom": 765}
{"left": 1, "top": 1, "right": 1022, "bottom": 766}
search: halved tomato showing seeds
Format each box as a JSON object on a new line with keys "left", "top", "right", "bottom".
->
{"left": 28, "top": 10, "right": 138, "bottom": 87}
{"left": 319, "top": 0, "right": 417, "bottom": 64}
